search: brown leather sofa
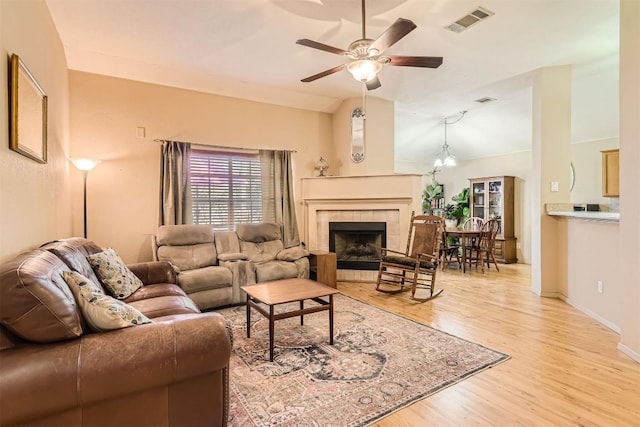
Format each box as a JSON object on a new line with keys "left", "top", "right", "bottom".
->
{"left": 0, "top": 238, "right": 231, "bottom": 427}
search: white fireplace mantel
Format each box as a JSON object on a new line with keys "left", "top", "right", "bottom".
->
{"left": 300, "top": 174, "right": 423, "bottom": 253}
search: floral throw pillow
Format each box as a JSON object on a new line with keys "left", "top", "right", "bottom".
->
{"left": 86, "top": 248, "right": 143, "bottom": 299}
{"left": 63, "top": 271, "right": 151, "bottom": 332}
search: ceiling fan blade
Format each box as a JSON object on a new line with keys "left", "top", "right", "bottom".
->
{"left": 366, "top": 76, "right": 381, "bottom": 91}
{"left": 387, "top": 55, "right": 443, "bottom": 68}
{"left": 301, "top": 64, "right": 345, "bottom": 83}
{"left": 296, "top": 39, "right": 348, "bottom": 56}
{"left": 369, "top": 18, "right": 417, "bottom": 54}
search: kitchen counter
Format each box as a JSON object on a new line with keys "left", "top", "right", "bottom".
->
{"left": 547, "top": 211, "right": 620, "bottom": 222}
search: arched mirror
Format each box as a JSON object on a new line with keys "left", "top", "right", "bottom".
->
{"left": 351, "top": 108, "right": 365, "bottom": 163}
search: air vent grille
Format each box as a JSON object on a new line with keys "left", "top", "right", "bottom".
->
{"left": 474, "top": 96, "right": 497, "bottom": 104}
{"left": 446, "top": 6, "right": 494, "bottom": 33}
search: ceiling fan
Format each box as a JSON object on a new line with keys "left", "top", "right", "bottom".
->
{"left": 296, "top": 0, "right": 443, "bottom": 90}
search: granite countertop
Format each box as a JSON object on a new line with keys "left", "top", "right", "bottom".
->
{"left": 546, "top": 203, "right": 619, "bottom": 222}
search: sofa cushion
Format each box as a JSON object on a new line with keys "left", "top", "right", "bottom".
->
{"left": 240, "top": 239, "right": 284, "bottom": 263}
{"left": 86, "top": 248, "right": 143, "bottom": 299}
{"left": 127, "top": 295, "right": 200, "bottom": 318}
{"left": 178, "top": 266, "right": 233, "bottom": 293}
{"left": 124, "top": 283, "right": 187, "bottom": 303}
{"left": 276, "top": 246, "right": 310, "bottom": 262}
{"left": 255, "top": 261, "right": 299, "bottom": 282}
{"left": 236, "top": 223, "right": 281, "bottom": 243}
{"left": 156, "top": 224, "right": 214, "bottom": 246}
{"left": 157, "top": 243, "right": 217, "bottom": 271}
{"left": 41, "top": 238, "right": 104, "bottom": 288}
{"left": 214, "top": 230, "right": 241, "bottom": 254}
{"left": 63, "top": 271, "right": 151, "bottom": 332}
{"left": 0, "top": 251, "right": 83, "bottom": 342}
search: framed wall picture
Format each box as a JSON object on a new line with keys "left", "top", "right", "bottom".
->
{"left": 9, "top": 54, "right": 48, "bottom": 164}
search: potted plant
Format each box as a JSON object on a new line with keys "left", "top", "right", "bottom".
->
{"left": 421, "top": 172, "right": 443, "bottom": 215}
{"left": 442, "top": 188, "right": 470, "bottom": 227}
{"left": 451, "top": 187, "right": 470, "bottom": 220}
{"left": 443, "top": 204, "right": 458, "bottom": 228}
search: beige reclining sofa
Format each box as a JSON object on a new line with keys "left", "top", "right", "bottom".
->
{"left": 153, "top": 223, "right": 309, "bottom": 310}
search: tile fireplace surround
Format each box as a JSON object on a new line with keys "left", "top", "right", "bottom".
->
{"left": 301, "top": 174, "right": 423, "bottom": 282}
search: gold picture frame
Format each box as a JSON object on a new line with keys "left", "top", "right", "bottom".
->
{"left": 9, "top": 54, "right": 48, "bottom": 164}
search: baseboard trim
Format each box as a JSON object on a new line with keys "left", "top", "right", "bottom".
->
{"left": 558, "top": 294, "right": 621, "bottom": 333}
{"left": 617, "top": 343, "right": 640, "bottom": 363}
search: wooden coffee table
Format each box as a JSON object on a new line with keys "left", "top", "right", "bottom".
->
{"left": 241, "top": 278, "right": 340, "bottom": 362}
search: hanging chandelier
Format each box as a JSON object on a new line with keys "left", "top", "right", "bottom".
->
{"left": 434, "top": 111, "right": 467, "bottom": 168}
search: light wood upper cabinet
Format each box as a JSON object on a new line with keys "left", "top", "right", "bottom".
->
{"left": 602, "top": 149, "right": 619, "bottom": 197}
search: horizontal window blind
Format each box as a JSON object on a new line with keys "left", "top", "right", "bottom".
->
{"left": 189, "top": 149, "right": 262, "bottom": 230}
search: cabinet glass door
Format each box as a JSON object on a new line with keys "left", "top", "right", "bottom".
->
{"left": 488, "top": 180, "right": 502, "bottom": 230}
{"left": 472, "top": 182, "right": 485, "bottom": 219}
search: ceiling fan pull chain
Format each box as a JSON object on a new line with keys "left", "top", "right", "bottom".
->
{"left": 361, "top": 0, "right": 366, "bottom": 39}
{"left": 362, "top": 82, "right": 367, "bottom": 118}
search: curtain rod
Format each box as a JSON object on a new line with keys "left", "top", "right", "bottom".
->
{"left": 153, "top": 139, "right": 297, "bottom": 153}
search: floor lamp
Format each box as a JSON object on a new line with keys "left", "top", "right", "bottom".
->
{"left": 70, "top": 158, "right": 101, "bottom": 238}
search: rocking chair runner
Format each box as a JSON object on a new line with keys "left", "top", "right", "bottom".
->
{"left": 376, "top": 213, "right": 444, "bottom": 301}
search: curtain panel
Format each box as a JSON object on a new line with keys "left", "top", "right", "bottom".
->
{"left": 159, "top": 140, "right": 191, "bottom": 225}
{"left": 259, "top": 150, "right": 300, "bottom": 248}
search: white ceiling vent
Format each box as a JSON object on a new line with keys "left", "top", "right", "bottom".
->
{"left": 474, "top": 96, "right": 497, "bottom": 104}
{"left": 446, "top": 7, "right": 494, "bottom": 33}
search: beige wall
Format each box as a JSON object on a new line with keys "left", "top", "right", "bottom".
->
{"left": 559, "top": 219, "right": 621, "bottom": 331}
{"left": 618, "top": 0, "right": 640, "bottom": 361}
{"left": 332, "top": 96, "right": 394, "bottom": 176}
{"left": 570, "top": 137, "right": 619, "bottom": 207}
{"left": 69, "top": 72, "right": 333, "bottom": 263}
{"left": 0, "top": 0, "right": 71, "bottom": 262}
{"left": 423, "top": 151, "right": 533, "bottom": 265}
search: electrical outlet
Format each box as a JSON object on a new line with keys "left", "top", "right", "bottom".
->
{"left": 516, "top": 243, "right": 521, "bottom": 249}
{"left": 551, "top": 181, "right": 559, "bottom": 192}
{"left": 597, "top": 280, "right": 603, "bottom": 294}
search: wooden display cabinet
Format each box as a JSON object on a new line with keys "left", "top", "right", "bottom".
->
{"left": 469, "top": 176, "right": 517, "bottom": 263}
{"left": 309, "top": 251, "right": 337, "bottom": 288}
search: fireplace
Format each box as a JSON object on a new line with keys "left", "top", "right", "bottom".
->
{"left": 329, "top": 222, "right": 387, "bottom": 270}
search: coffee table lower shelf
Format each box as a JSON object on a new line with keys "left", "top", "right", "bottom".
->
{"left": 242, "top": 278, "right": 340, "bottom": 362}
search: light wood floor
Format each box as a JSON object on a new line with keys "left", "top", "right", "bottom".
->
{"left": 337, "top": 263, "right": 640, "bottom": 427}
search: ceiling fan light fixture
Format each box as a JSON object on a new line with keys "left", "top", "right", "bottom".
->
{"left": 347, "top": 59, "right": 382, "bottom": 83}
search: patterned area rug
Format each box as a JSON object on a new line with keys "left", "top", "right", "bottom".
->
{"left": 220, "top": 294, "right": 509, "bottom": 427}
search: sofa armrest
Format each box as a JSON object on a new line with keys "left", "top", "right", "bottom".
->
{"left": 276, "top": 246, "right": 310, "bottom": 262}
{"left": 0, "top": 313, "right": 231, "bottom": 426}
{"left": 128, "top": 261, "right": 178, "bottom": 285}
{"left": 218, "top": 252, "right": 249, "bottom": 262}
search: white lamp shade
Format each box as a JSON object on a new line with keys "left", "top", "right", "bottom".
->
{"left": 347, "top": 60, "right": 382, "bottom": 82}
{"left": 71, "top": 158, "right": 101, "bottom": 171}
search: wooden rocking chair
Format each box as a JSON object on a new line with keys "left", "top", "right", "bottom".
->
{"left": 376, "top": 212, "right": 444, "bottom": 301}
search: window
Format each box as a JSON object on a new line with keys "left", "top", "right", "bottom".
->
{"left": 189, "top": 149, "right": 262, "bottom": 229}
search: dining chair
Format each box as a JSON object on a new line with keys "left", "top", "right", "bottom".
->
{"left": 461, "top": 216, "right": 484, "bottom": 252}
{"left": 467, "top": 219, "right": 501, "bottom": 273}
{"left": 439, "top": 227, "right": 461, "bottom": 270}
{"left": 461, "top": 216, "right": 485, "bottom": 230}
{"left": 376, "top": 211, "right": 444, "bottom": 301}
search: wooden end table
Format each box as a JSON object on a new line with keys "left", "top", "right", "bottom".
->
{"left": 241, "top": 278, "right": 340, "bottom": 362}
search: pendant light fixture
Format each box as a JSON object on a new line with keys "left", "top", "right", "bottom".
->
{"left": 434, "top": 110, "right": 467, "bottom": 168}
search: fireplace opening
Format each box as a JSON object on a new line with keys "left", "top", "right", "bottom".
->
{"left": 329, "top": 222, "right": 386, "bottom": 270}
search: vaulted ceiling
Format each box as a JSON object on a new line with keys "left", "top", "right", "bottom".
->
{"left": 46, "top": 0, "right": 620, "bottom": 168}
